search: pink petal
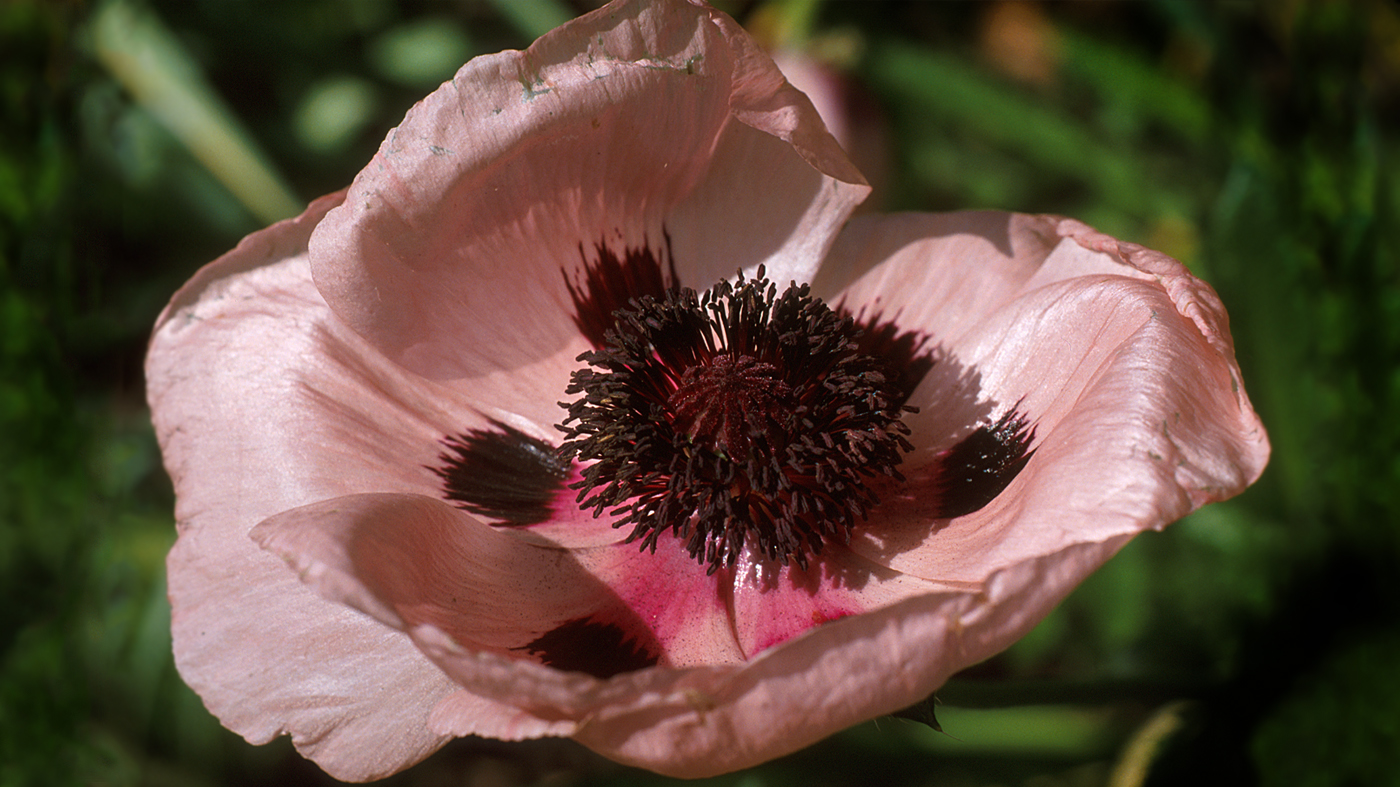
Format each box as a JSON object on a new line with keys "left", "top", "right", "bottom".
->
{"left": 819, "top": 212, "right": 1268, "bottom": 583}
{"left": 249, "top": 493, "right": 746, "bottom": 729}
{"left": 814, "top": 210, "right": 1065, "bottom": 340}
{"left": 250, "top": 494, "right": 648, "bottom": 662}
{"left": 307, "top": 0, "right": 867, "bottom": 384}
{"left": 726, "top": 544, "right": 953, "bottom": 659}
{"left": 248, "top": 490, "right": 1122, "bottom": 779}
{"left": 770, "top": 49, "right": 891, "bottom": 210}
{"left": 146, "top": 192, "right": 609, "bottom": 779}
{"left": 244, "top": 496, "right": 594, "bottom": 746}
{"left": 150, "top": 194, "right": 617, "bottom": 540}
{"left": 148, "top": 192, "right": 459, "bottom": 781}
{"left": 567, "top": 537, "right": 1134, "bottom": 778}
{"left": 428, "top": 690, "right": 580, "bottom": 741}
{"left": 250, "top": 492, "right": 743, "bottom": 678}
{"left": 349, "top": 534, "right": 1130, "bottom": 778}
{"left": 570, "top": 533, "right": 745, "bottom": 666}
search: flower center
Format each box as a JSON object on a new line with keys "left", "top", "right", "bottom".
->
{"left": 668, "top": 355, "right": 796, "bottom": 458}
{"left": 558, "top": 268, "right": 913, "bottom": 573}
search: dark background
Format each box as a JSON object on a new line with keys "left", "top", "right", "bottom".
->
{"left": 3, "top": 0, "right": 1398, "bottom": 785}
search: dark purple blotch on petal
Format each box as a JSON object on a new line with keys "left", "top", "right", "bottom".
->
{"left": 523, "top": 616, "right": 661, "bottom": 678}
{"left": 563, "top": 235, "right": 678, "bottom": 348}
{"left": 933, "top": 410, "right": 1037, "bottom": 518}
{"left": 840, "top": 305, "right": 1033, "bottom": 518}
{"left": 433, "top": 421, "right": 568, "bottom": 526}
{"left": 845, "top": 309, "right": 937, "bottom": 407}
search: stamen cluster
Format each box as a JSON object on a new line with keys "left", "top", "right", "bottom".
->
{"left": 558, "top": 269, "right": 913, "bottom": 573}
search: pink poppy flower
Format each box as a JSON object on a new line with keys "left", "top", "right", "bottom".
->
{"left": 146, "top": 0, "right": 1269, "bottom": 781}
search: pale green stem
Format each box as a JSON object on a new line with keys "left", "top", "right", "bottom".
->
{"left": 90, "top": 0, "right": 302, "bottom": 225}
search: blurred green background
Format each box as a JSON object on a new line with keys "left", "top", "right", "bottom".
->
{"left": 2, "top": 0, "right": 1398, "bottom": 785}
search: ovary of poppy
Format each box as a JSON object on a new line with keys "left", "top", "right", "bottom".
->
{"left": 145, "top": 0, "right": 1269, "bottom": 780}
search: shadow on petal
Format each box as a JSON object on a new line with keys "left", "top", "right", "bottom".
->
{"left": 252, "top": 493, "right": 671, "bottom": 680}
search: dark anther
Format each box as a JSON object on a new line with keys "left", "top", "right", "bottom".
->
{"left": 845, "top": 310, "right": 938, "bottom": 407}
{"left": 557, "top": 267, "right": 914, "bottom": 573}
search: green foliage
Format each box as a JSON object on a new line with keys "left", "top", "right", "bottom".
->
{"left": 1253, "top": 630, "right": 1400, "bottom": 787}
{"left": 2, "top": 0, "right": 1397, "bottom": 785}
